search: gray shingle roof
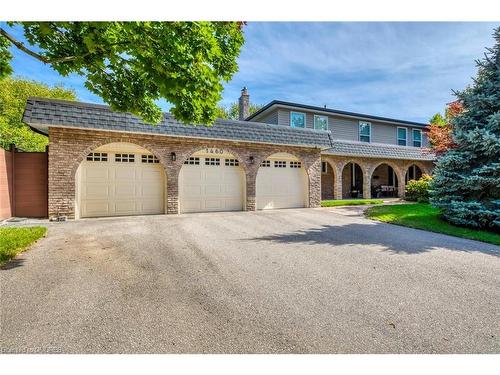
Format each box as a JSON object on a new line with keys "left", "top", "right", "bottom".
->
{"left": 246, "top": 100, "right": 428, "bottom": 127}
{"left": 323, "top": 139, "right": 435, "bottom": 161}
{"left": 23, "top": 97, "right": 332, "bottom": 148}
{"left": 23, "top": 97, "right": 435, "bottom": 161}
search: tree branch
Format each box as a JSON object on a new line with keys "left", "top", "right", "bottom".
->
{"left": 0, "top": 27, "right": 85, "bottom": 64}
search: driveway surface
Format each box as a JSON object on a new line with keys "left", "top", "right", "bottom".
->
{"left": 1, "top": 208, "right": 499, "bottom": 353}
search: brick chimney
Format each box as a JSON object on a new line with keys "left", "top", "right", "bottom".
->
{"left": 238, "top": 87, "right": 250, "bottom": 120}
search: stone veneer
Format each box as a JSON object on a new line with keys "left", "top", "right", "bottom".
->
{"left": 48, "top": 127, "right": 322, "bottom": 219}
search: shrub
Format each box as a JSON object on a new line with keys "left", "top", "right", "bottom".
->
{"left": 405, "top": 174, "right": 433, "bottom": 203}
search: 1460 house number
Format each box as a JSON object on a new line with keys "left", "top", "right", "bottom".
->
{"left": 205, "top": 148, "right": 224, "bottom": 155}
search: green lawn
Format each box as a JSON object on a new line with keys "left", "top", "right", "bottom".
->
{"left": 321, "top": 199, "right": 384, "bottom": 207}
{"left": 0, "top": 226, "right": 47, "bottom": 265}
{"left": 366, "top": 203, "right": 500, "bottom": 245}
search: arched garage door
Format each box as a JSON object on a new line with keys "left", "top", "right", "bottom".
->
{"left": 179, "top": 149, "right": 245, "bottom": 213}
{"left": 256, "top": 153, "right": 308, "bottom": 210}
{"left": 76, "top": 143, "right": 165, "bottom": 218}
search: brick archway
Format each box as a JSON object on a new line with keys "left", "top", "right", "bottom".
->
{"left": 72, "top": 141, "right": 168, "bottom": 219}
{"left": 339, "top": 159, "right": 369, "bottom": 199}
{"left": 368, "top": 160, "right": 405, "bottom": 198}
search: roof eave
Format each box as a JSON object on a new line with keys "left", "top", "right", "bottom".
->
{"left": 27, "top": 122, "right": 331, "bottom": 150}
{"left": 247, "top": 100, "right": 429, "bottom": 128}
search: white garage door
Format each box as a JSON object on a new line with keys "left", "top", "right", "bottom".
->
{"left": 256, "top": 154, "right": 308, "bottom": 210}
{"left": 78, "top": 146, "right": 164, "bottom": 218}
{"left": 179, "top": 149, "right": 245, "bottom": 213}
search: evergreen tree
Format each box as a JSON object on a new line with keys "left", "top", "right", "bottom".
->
{"left": 430, "top": 27, "right": 500, "bottom": 231}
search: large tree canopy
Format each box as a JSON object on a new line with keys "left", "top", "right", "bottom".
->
{"left": 430, "top": 27, "right": 500, "bottom": 231}
{"left": 0, "top": 77, "right": 76, "bottom": 151}
{"left": 0, "top": 22, "right": 244, "bottom": 124}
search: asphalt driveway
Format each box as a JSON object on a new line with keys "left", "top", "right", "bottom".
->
{"left": 1, "top": 208, "right": 499, "bottom": 353}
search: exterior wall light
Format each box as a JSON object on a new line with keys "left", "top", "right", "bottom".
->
{"left": 171, "top": 152, "right": 176, "bottom": 161}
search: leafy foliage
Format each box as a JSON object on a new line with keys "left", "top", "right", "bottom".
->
{"left": 405, "top": 175, "right": 432, "bottom": 203}
{"left": 216, "top": 101, "right": 263, "bottom": 120}
{"left": 430, "top": 27, "right": 500, "bottom": 231}
{"left": 0, "top": 22, "right": 244, "bottom": 124}
{"left": 426, "top": 101, "right": 463, "bottom": 156}
{"left": 0, "top": 77, "right": 76, "bottom": 151}
{"left": 0, "top": 36, "right": 12, "bottom": 79}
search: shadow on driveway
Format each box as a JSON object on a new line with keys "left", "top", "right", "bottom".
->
{"left": 247, "top": 221, "right": 500, "bottom": 257}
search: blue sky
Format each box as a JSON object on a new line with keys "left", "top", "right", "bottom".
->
{"left": 3, "top": 22, "right": 498, "bottom": 122}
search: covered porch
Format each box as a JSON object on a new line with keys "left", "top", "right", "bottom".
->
{"left": 320, "top": 141, "right": 434, "bottom": 200}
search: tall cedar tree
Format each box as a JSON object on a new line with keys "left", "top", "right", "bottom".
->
{"left": 430, "top": 27, "right": 500, "bottom": 231}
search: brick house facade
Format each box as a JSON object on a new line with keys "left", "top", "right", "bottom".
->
{"left": 48, "top": 127, "right": 322, "bottom": 219}
{"left": 23, "top": 96, "right": 435, "bottom": 220}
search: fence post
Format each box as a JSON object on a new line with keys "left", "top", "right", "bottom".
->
{"left": 10, "top": 144, "right": 16, "bottom": 217}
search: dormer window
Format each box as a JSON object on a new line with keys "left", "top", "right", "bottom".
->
{"left": 359, "top": 121, "right": 371, "bottom": 143}
{"left": 314, "top": 115, "right": 328, "bottom": 130}
{"left": 290, "top": 112, "right": 306, "bottom": 128}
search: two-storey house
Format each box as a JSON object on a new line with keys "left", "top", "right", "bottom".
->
{"left": 243, "top": 90, "right": 433, "bottom": 201}
{"left": 22, "top": 88, "right": 434, "bottom": 219}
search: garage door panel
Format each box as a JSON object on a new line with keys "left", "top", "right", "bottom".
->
{"left": 181, "top": 200, "right": 202, "bottom": 212}
{"left": 224, "top": 198, "right": 243, "bottom": 210}
{"left": 82, "top": 201, "right": 110, "bottom": 217}
{"left": 256, "top": 160, "right": 307, "bottom": 210}
{"left": 183, "top": 168, "right": 203, "bottom": 180}
{"left": 205, "top": 184, "right": 223, "bottom": 196}
{"left": 114, "top": 184, "right": 137, "bottom": 197}
{"left": 114, "top": 167, "right": 136, "bottom": 180}
{"left": 141, "top": 184, "right": 163, "bottom": 197}
{"left": 79, "top": 154, "right": 164, "bottom": 218}
{"left": 179, "top": 156, "right": 244, "bottom": 213}
{"left": 141, "top": 168, "right": 163, "bottom": 181}
{"left": 184, "top": 185, "right": 202, "bottom": 196}
{"left": 204, "top": 199, "right": 224, "bottom": 210}
{"left": 114, "top": 200, "right": 137, "bottom": 214}
{"left": 84, "top": 184, "right": 110, "bottom": 199}
{"left": 85, "top": 167, "right": 110, "bottom": 181}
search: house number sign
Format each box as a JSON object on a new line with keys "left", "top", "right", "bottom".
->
{"left": 205, "top": 148, "right": 225, "bottom": 155}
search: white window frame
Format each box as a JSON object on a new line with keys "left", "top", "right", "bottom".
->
{"left": 313, "top": 115, "right": 328, "bottom": 131}
{"left": 397, "top": 127, "right": 408, "bottom": 146}
{"left": 412, "top": 129, "right": 422, "bottom": 147}
{"left": 290, "top": 111, "right": 306, "bottom": 128}
{"left": 321, "top": 161, "right": 327, "bottom": 174}
{"left": 359, "top": 121, "right": 371, "bottom": 143}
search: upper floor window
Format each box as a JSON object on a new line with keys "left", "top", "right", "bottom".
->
{"left": 359, "top": 121, "right": 371, "bottom": 143}
{"left": 290, "top": 112, "right": 306, "bottom": 128}
{"left": 314, "top": 115, "right": 328, "bottom": 130}
{"left": 397, "top": 127, "right": 407, "bottom": 146}
{"left": 412, "top": 129, "right": 422, "bottom": 147}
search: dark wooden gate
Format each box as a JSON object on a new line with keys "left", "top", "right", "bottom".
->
{"left": 0, "top": 145, "right": 48, "bottom": 219}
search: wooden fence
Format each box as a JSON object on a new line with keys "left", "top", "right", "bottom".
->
{"left": 0, "top": 145, "right": 48, "bottom": 220}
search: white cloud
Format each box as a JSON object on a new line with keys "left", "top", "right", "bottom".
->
{"left": 224, "top": 22, "right": 498, "bottom": 122}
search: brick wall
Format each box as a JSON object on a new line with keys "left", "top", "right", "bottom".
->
{"left": 321, "top": 162, "right": 334, "bottom": 200}
{"left": 48, "top": 127, "right": 323, "bottom": 219}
